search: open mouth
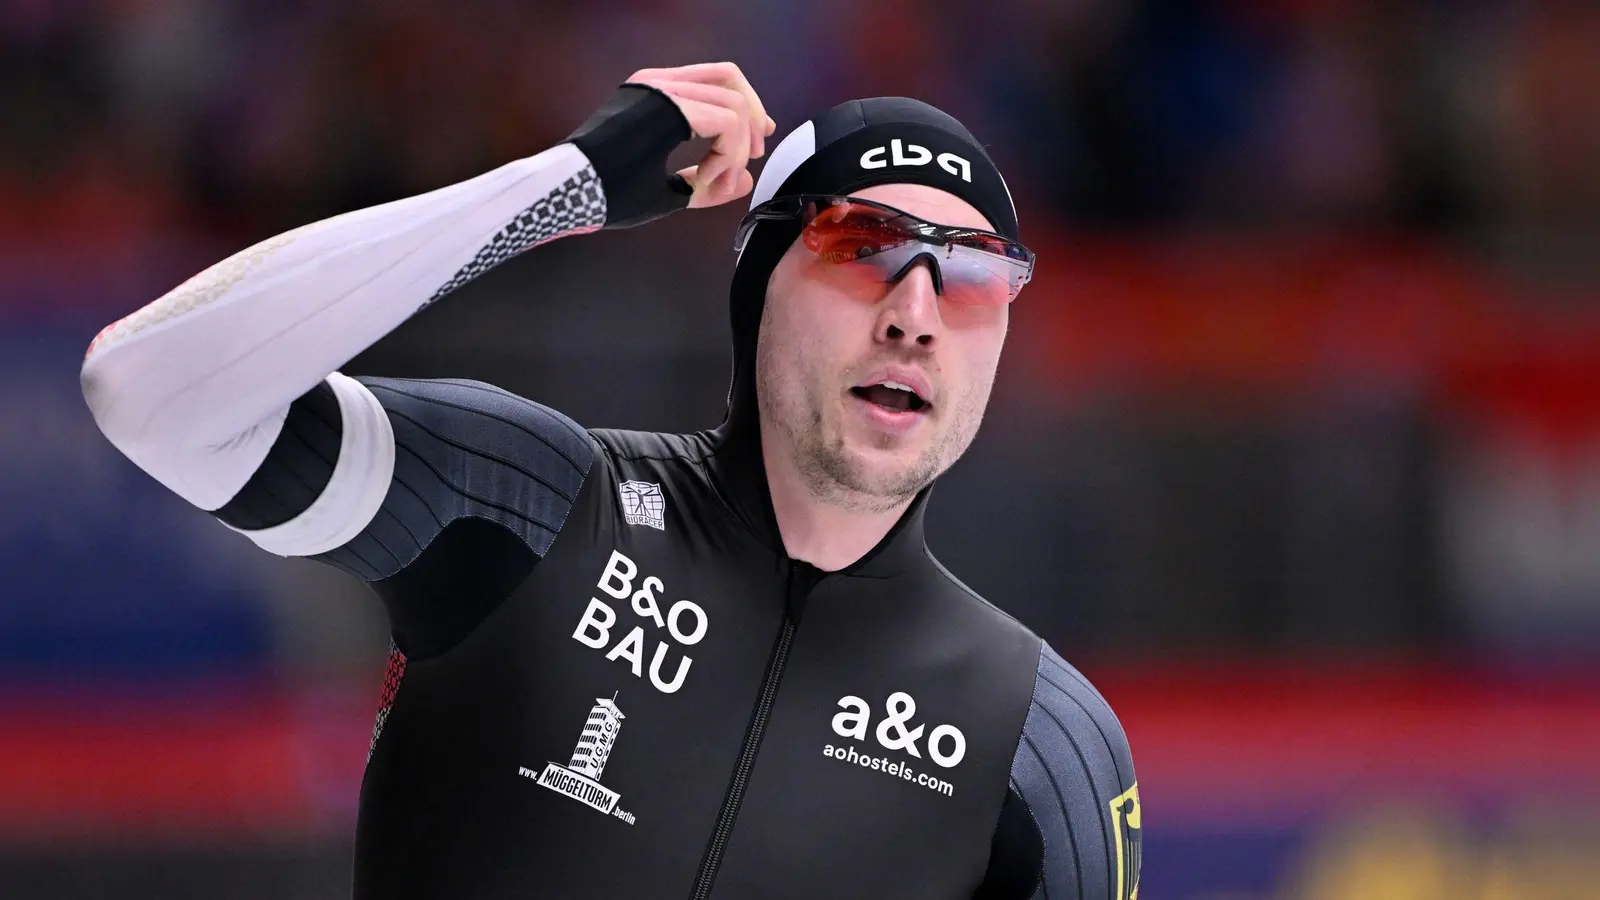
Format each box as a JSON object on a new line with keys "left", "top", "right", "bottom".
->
{"left": 850, "top": 381, "right": 929, "bottom": 413}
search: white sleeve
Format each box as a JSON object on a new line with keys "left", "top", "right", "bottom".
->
{"left": 80, "top": 142, "right": 605, "bottom": 518}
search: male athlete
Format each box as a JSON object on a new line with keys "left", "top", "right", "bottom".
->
{"left": 81, "top": 63, "right": 1139, "bottom": 899}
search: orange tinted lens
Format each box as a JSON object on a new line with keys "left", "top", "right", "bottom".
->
{"left": 801, "top": 203, "right": 915, "bottom": 263}
{"left": 935, "top": 252, "right": 1020, "bottom": 306}
{"left": 950, "top": 232, "right": 1010, "bottom": 255}
{"left": 941, "top": 272, "right": 1014, "bottom": 306}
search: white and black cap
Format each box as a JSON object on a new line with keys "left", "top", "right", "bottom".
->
{"left": 743, "top": 98, "right": 1018, "bottom": 243}
{"left": 732, "top": 98, "right": 1018, "bottom": 326}
{"left": 725, "top": 97, "right": 1018, "bottom": 396}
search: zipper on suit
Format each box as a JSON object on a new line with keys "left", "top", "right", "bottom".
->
{"left": 688, "top": 561, "right": 817, "bottom": 900}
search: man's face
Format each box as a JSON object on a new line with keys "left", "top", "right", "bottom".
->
{"left": 755, "top": 183, "right": 1010, "bottom": 511}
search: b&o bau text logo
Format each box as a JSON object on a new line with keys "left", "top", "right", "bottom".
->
{"left": 571, "top": 550, "right": 707, "bottom": 694}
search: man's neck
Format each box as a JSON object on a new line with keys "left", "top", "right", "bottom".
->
{"left": 761, "top": 438, "right": 914, "bottom": 572}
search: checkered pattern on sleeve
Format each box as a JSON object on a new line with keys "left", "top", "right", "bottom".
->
{"left": 422, "top": 166, "right": 606, "bottom": 308}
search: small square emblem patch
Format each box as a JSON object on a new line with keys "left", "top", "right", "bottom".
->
{"left": 618, "top": 481, "right": 665, "bottom": 530}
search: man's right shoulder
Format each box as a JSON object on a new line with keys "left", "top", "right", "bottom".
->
{"left": 579, "top": 427, "right": 734, "bottom": 540}
{"left": 319, "top": 375, "right": 596, "bottom": 571}
{"left": 215, "top": 375, "right": 602, "bottom": 656}
{"left": 587, "top": 427, "right": 715, "bottom": 466}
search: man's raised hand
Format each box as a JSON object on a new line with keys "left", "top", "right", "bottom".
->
{"left": 625, "top": 62, "right": 778, "bottom": 209}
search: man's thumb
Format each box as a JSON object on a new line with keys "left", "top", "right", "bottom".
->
{"left": 680, "top": 165, "right": 753, "bottom": 209}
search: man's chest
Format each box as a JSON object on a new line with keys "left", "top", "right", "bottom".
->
{"left": 355, "top": 533, "right": 1036, "bottom": 899}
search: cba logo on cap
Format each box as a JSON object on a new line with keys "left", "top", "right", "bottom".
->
{"left": 859, "top": 139, "right": 972, "bottom": 182}
{"left": 740, "top": 98, "right": 1019, "bottom": 254}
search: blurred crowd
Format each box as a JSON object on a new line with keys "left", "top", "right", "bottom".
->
{"left": 3, "top": 0, "right": 1596, "bottom": 666}
{"left": 2, "top": 4, "right": 1597, "bottom": 895}
{"left": 6, "top": 0, "right": 1597, "bottom": 257}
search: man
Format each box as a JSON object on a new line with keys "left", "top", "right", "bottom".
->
{"left": 81, "top": 63, "right": 1139, "bottom": 899}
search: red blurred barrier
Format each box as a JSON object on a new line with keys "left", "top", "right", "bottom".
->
{"left": 1095, "top": 663, "right": 1600, "bottom": 826}
{"left": 0, "top": 664, "right": 1594, "bottom": 840}
{"left": 1008, "top": 232, "right": 1600, "bottom": 416}
{"left": 0, "top": 682, "right": 370, "bottom": 842}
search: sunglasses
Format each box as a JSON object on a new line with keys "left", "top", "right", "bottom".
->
{"left": 734, "top": 194, "right": 1035, "bottom": 306}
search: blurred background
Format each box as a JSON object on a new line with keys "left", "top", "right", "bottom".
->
{"left": 4, "top": 0, "right": 1598, "bottom": 896}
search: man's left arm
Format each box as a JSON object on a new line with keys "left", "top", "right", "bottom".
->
{"left": 975, "top": 644, "right": 1141, "bottom": 900}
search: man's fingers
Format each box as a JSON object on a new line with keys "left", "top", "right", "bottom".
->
{"left": 625, "top": 61, "right": 773, "bottom": 210}
{"left": 667, "top": 94, "right": 740, "bottom": 158}
{"left": 679, "top": 164, "right": 753, "bottom": 209}
{"left": 668, "top": 97, "right": 742, "bottom": 186}
{"left": 677, "top": 165, "right": 705, "bottom": 206}
{"left": 723, "top": 167, "right": 755, "bottom": 205}
{"left": 704, "top": 63, "right": 774, "bottom": 155}
{"left": 705, "top": 64, "right": 771, "bottom": 158}
{"left": 670, "top": 78, "right": 764, "bottom": 161}
{"left": 657, "top": 80, "right": 760, "bottom": 162}
{"left": 641, "top": 62, "right": 774, "bottom": 153}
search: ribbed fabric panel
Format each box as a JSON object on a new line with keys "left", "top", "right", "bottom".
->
{"left": 306, "top": 377, "right": 590, "bottom": 580}
{"left": 209, "top": 375, "right": 594, "bottom": 655}
{"left": 212, "top": 380, "right": 343, "bottom": 530}
{"left": 1003, "top": 644, "right": 1138, "bottom": 900}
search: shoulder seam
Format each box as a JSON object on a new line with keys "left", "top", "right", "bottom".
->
{"left": 1035, "top": 667, "right": 1130, "bottom": 795}
{"left": 587, "top": 428, "right": 716, "bottom": 464}
{"left": 1011, "top": 778, "right": 1047, "bottom": 900}
{"left": 549, "top": 432, "right": 606, "bottom": 543}
{"left": 923, "top": 549, "right": 1036, "bottom": 634}
{"left": 588, "top": 431, "right": 776, "bottom": 549}
{"left": 364, "top": 380, "right": 589, "bottom": 473}
{"left": 385, "top": 377, "right": 591, "bottom": 448}
{"left": 1017, "top": 645, "right": 1049, "bottom": 899}
{"left": 1029, "top": 695, "right": 1116, "bottom": 897}
{"left": 1020, "top": 728, "right": 1084, "bottom": 898}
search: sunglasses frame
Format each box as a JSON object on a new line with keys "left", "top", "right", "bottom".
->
{"left": 734, "top": 194, "right": 1037, "bottom": 281}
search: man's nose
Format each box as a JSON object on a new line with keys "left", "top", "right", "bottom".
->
{"left": 875, "top": 258, "right": 942, "bottom": 348}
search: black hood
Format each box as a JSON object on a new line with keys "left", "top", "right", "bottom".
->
{"left": 704, "top": 97, "right": 1020, "bottom": 572}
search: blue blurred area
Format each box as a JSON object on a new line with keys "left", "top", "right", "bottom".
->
{"left": 0, "top": 327, "right": 274, "bottom": 679}
{"left": 1149, "top": 827, "right": 1305, "bottom": 897}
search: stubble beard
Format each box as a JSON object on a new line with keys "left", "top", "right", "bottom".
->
{"left": 802, "top": 411, "right": 950, "bottom": 514}
{"left": 757, "top": 337, "right": 984, "bottom": 516}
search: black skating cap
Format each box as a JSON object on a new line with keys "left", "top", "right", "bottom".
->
{"left": 724, "top": 97, "right": 1018, "bottom": 420}
{"left": 709, "top": 97, "right": 1016, "bottom": 560}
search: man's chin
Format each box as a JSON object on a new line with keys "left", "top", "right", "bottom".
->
{"left": 826, "top": 443, "right": 938, "bottom": 501}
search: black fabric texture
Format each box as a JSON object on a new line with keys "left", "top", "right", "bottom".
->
{"left": 213, "top": 379, "right": 342, "bottom": 530}
{"left": 566, "top": 82, "right": 693, "bottom": 229}
{"left": 974, "top": 785, "right": 1045, "bottom": 900}
{"left": 356, "top": 428, "right": 1048, "bottom": 899}
{"left": 370, "top": 516, "right": 538, "bottom": 661}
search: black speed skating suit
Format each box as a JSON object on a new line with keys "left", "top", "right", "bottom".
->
{"left": 89, "top": 84, "right": 1141, "bottom": 900}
